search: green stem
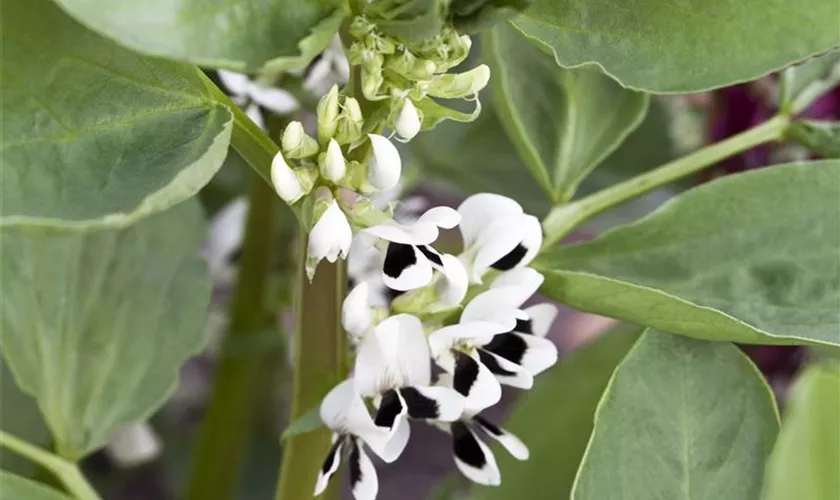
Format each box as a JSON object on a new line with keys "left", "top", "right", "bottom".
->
{"left": 186, "top": 177, "right": 277, "bottom": 500}
{"left": 0, "top": 431, "right": 101, "bottom": 500}
{"left": 541, "top": 114, "right": 791, "bottom": 247}
{"left": 274, "top": 234, "right": 347, "bottom": 500}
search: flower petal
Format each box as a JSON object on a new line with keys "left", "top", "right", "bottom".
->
{"left": 428, "top": 322, "right": 509, "bottom": 358}
{"left": 308, "top": 200, "right": 352, "bottom": 263}
{"left": 364, "top": 223, "right": 425, "bottom": 245}
{"left": 314, "top": 435, "right": 344, "bottom": 496}
{"left": 453, "top": 351, "right": 502, "bottom": 414}
{"left": 248, "top": 85, "right": 300, "bottom": 115}
{"left": 518, "top": 215, "right": 543, "bottom": 267}
{"left": 400, "top": 386, "right": 465, "bottom": 422}
{"left": 216, "top": 70, "right": 250, "bottom": 96}
{"left": 204, "top": 197, "right": 247, "bottom": 282}
{"left": 451, "top": 421, "right": 501, "bottom": 486}
{"left": 457, "top": 193, "right": 523, "bottom": 249}
{"left": 482, "top": 332, "right": 558, "bottom": 376}
{"left": 244, "top": 102, "right": 265, "bottom": 130}
{"left": 461, "top": 289, "right": 521, "bottom": 329}
{"left": 368, "top": 134, "right": 402, "bottom": 191}
{"left": 349, "top": 439, "right": 379, "bottom": 500}
{"left": 437, "top": 254, "right": 469, "bottom": 307}
{"left": 473, "top": 416, "right": 529, "bottom": 460}
{"left": 270, "top": 152, "right": 303, "bottom": 204}
{"left": 471, "top": 221, "right": 525, "bottom": 282}
{"left": 355, "top": 314, "right": 431, "bottom": 396}
{"left": 416, "top": 206, "right": 461, "bottom": 230}
{"left": 490, "top": 268, "right": 545, "bottom": 306}
{"left": 382, "top": 244, "right": 434, "bottom": 291}
{"left": 476, "top": 349, "right": 533, "bottom": 390}
{"left": 343, "top": 282, "right": 373, "bottom": 338}
{"left": 106, "top": 423, "right": 161, "bottom": 467}
{"left": 371, "top": 390, "right": 410, "bottom": 463}
{"left": 523, "top": 303, "right": 559, "bottom": 337}
{"left": 319, "top": 380, "right": 383, "bottom": 441}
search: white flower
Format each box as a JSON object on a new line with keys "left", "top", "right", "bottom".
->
{"left": 203, "top": 197, "right": 247, "bottom": 284}
{"left": 105, "top": 423, "right": 162, "bottom": 468}
{"left": 304, "top": 36, "right": 351, "bottom": 97}
{"left": 428, "top": 269, "right": 558, "bottom": 411}
{"left": 364, "top": 207, "right": 468, "bottom": 305}
{"left": 367, "top": 134, "right": 402, "bottom": 191}
{"left": 431, "top": 374, "right": 528, "bottom": 487}
{"left": 322, "top": 139, "right": 347, "bottom": 182}
{"left": 457, "top": 193, "right": 542, "bottom": 282}
{"left": 270, "top": 152, "right": 304, "bottom": 204}
{"left": 342, "top": 281, "right": 374, "bottom": 342}
{"left": 315, "top": 379, "right": 391, "bottom": 500}
{"left": 307, "top": 200, "right": 353, "bottom": 279}
{"left": 217, "top": 70, "right": 299, "bottom": 129}
{"left": 354, "top": 314, "right": 465, "bottom": 462}
{"left": 395, "top": 99, "right": 421, "bottom": 141}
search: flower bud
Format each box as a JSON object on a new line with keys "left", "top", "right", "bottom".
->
{"left": 367, "top": 134, "right": 401, "bottom": 191}
{"left": 105, "top": 424, "right": 162, "bottom": 468}
{"left": 425, "top": 64, "right": 491, "bottom": 99}
{"left": 362, "top": 54, "right": 386, "bottom": 101}
{"left": 317, "top": 85, "right": 340, "bottom": 144}
{"left": 395, "top": 99, "right": 421, "bottom": 141}
{"left": 306, "top": 198, "right": 353, "bottom": 280}
{"left": 321, "top": 139, "right": 346, "bottom": 182}
{"left": 281, "top": 121, "right": 319, "bottom": 158}
{"left": 335, "top": 97, "right": 364, "bottom": 144}
{"left": 270, "top": 151, "right": 303, "bottom": 203}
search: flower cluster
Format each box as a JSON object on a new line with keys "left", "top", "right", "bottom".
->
{"left": 313, "top": 192, "right": 556, "bottom": 499}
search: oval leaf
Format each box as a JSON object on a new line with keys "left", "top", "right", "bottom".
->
{"left": 511, "top": 0, "right": 840, "bottom": 93}
{"left": 537, "top": 161, "right": 840, "bottom": 347}
{"left": 572, "top": 331, "right": 779, "bottom": 500}
{"left": 0, "top": 0, "right": 232, "bottom": 230}
{"left": 0, "top": 200, "right": 211, "bottom": 459}
{"left": 485, "top": 24, "right": 648, "bottom": 201}
{"left": 0, "top": 472, "right": 71, "bottom": 500}
{"left": 51, "top": 0, "right": 341, "bottom": 72}
{"left": 763, "top": 363, "right": 840, "bottom": 500}
{"left": 473, "top": 325, "right": 642, "bottom": 500}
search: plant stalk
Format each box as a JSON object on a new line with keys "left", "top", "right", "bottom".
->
{"left": 274, "top": 234, "right": 347, "bottom": 500}
{"left": 541, "top": 114, "right": 791, "bottom": 247}
{"left": 0, "top": 431, "right": 101, "bottom": 500}
{"left": 186, "top": 177, "right": 276, "bottom": 500}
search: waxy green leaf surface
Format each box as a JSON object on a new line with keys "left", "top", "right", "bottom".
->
{"left": 512, "top": 0, "right": 840, "bottom": 93}
{"left": 485, "top": 24, "right": 648, "bottom": 201}
{"left": 572, "top": 331, "right": 779, "bottom": 500}
{"left": 0, "top": 472, "right": 72, "bottom": 500}
{"left": 0, "top": 201, "right": 211, "bottom": 459}
{"left": 0, "top": 0, "right": 232, "bottom": 230}
{"left": 538, "top": 161, "right": 840, "bottom": 347}
{"left": 51, "top": 0, "right": 342, "bottom": 72}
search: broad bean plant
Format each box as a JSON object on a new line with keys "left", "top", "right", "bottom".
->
{"left": 0, "top": 0, "right": 838, "bottom": 499}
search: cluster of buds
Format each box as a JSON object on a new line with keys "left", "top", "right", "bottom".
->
{"left": 347, "top": 17, "right": 490, "bottom": 141}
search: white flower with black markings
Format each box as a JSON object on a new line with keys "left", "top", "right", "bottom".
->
{"left": 354, "top": 314, "right": 466, "bottom": 462}
{"left": 315, "top": 379, "right": 392, "bottom": 500}
{"left": 457, "top": 193, "right": 543, "bottom": 282}
{"left": 431, "top": 374, "right": 529, "bottom": 486}
{"left": 307, "top": 198, "right": 353, "bottom": 280}
{"left": 364, "top": 207, "right": 467, "bottom": 304}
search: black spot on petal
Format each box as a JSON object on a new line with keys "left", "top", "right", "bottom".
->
{"left": 483, "top": 333, "right": 528, "bottom": 365}
{"left": 348, "top": 439, "right": 362, "bottom": 489}
{"left": 374, "top": 390, "right": 403, "bottom": 428}
{"left": 320, "top": 438, "right": 343, "bottom": 474}
{"left": 477, "top": 349, "right": 517, "bottom": 376}
{"left": 400, "top": 387, "right": 439, "bottom": 419}
{"left": 514, "top": 318, "right": 533, "bottom": 334}
{"left": 417, "top": 245, "right": 444, "bottom": 266}
{"left": 452, "top": 421, "right": 486, "bottom": 468}
{"left": 491, "top": 243, "right": 528, "bottom": 271}
{"left": 383, "top": 243, "right": 416, "bottom": 279}
{"left": 453, "top": 351, "right": 480, "bottom": 397}
{"left": 473, "top": 415, "right": 503, "bottom": 437}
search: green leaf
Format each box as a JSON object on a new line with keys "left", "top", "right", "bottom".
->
{"left": 787, "top": 121, "right": 840, "bottom": 158}
{"left": 0, "top": 200, "right": 211, "bottom": 459}
{"left": 472, "top": 325, "right": 642, "bottom": 500}
{"left": 0, "top": 471, "right": 71, "bottom": 500}
{"left": 537, "top": 161, "right": 840, "bottom": 347}
{"left": 0, "top": 358, "right": 50, "bottom": 476}
{"left": 368, "top": 0, "right": 446, "bottom": 42}
{"left": 572, "top": 331, "right": 779, "bottom": 500}
{"left": 780, "top": 50, "right": 840, "bottom": 114}
{"left": 511, "top": 0, "right": 840, "bottom": 93}
{"left": 51, "top": 0, "right": 341, "bottom": 72}
{"left": 485, "top": 24, "right": 648, "bottom": 201}
{"left": 0, "top": 0, "right": 232, "bottom": 230}
{"left": 763, "top": 363, "right": 840, "bottom": 500}
{"left": 281, "top": 405, "right": 323, "bottom": 440}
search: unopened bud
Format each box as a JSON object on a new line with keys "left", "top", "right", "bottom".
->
{"left": 395, "top": 99, "right": 421, "bottom": 141}
{"left": 367, "top": 134, "right": 401, "bottom": 191}
{"left": 281, "top": 121, "right": 319, "bottom": 158}
{"left": 306, "top": 198, "right": 352, "bottom": 280}
{"left": 317, "top": 85, "right": 340, "bottom": 144}
{"left": 425, "top": 64, "right": 490, "bottom": 99}
{"left": 362, "top": 55, "right": 385, "bottom": 101}
{"left": 271, "top": 151, "right": 303, "bottom": 203}
{"left": 321, "top": 139, "right": 347, "bottom": 182}
{"left": 335, "top": 97, "right": 364, "bottom": 144}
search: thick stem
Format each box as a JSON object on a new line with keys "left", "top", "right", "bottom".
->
{"left": 186, "top": 177, "right": 277, "bottom": 500}
{"left": 541, "top": 114, "right": 790, "bottom": 247}
{"left": 0, "top": 431, "right": 101, "bottom": 500}
{"left": 274, "top": 234, "right": 347, "bottom": 500}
